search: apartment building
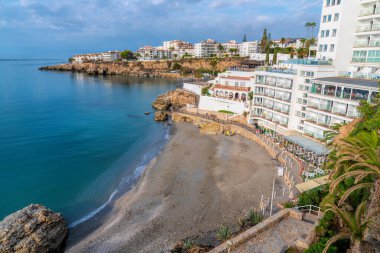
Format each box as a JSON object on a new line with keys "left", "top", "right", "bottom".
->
{"left": 240, "top": 41, "right": 260, "bottom": 57}
{"left": 194, "top": 39, "right": 218, "bottom": 58}
{"left": 136, "top": 46, "right": 172, "bottom": 60}
{"left": 350, "top": 0, "right": 380, "bottom": 78}
{"left": 72, "top": 51, "right": 120, "bottom": 63}
{"left": 162, "top": 40, "right": 195, "bottom": 58}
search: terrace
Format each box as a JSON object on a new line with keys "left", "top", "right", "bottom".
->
{"left": 284, "top": 59, "right": 332, "bottom": 65}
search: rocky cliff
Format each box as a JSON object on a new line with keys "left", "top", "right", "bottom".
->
{"left": 152, "top": 89, "right": 196, "bottom": 111}
{"left": 39, "top": 58, "right": 246, "bottom": 79}
{"left": 0, "top": 204, "right": 68, "bottom": 253}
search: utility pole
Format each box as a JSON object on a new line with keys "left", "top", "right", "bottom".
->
{"left": 270, "top": 177, "right": 275, "bottom": 217}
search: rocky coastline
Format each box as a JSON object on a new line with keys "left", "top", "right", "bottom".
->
{"left": 39, "top": 57, "right": 247, "bottom": 79}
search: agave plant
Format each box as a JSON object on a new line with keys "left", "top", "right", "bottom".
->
{"left": 246, "top": 210, "right": 263, "bottom": 225}
{"left": 183, "top": 238, "right": 194, "bottom": 250}
{"left": 215, "top": 225, "right": 232, "bottom": 241}
{"left": 323, "top": 202, "right": 372, "bottom": 253}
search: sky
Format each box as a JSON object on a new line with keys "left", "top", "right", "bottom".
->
{"left": 0, "top": 0, "right": 323, "bottom": 59}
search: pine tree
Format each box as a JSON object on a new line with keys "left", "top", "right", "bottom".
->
{"left": 260, "top": 29, "right": 268, "bottom": 53}
{"left": 243, "top": 34, "right": 247, "bottom": 42}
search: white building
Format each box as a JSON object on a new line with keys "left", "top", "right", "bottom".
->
{"left": 72, "top": 51, "right": 120, "bottom": 63}
{"left": 350, "top": 0, "right": 380, "bottom": 78}
{"left": 136, "top": 46, "right": 172, "bottom": 61}
{"left": 194, "top": 39, "right": 218, "bottom": 58}
{"left": 240, "top": 41, "right": 260, "bottom": 57}
{"left": 222, "top": 40, "right": 241, "bottom": 55}
{"left": 249, "top": 53, "right": 292, "bottom": 65}
{"left": 192, "top": 0, "right": 380, "bottom": 142}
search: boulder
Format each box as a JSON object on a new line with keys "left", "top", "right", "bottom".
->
{"left": 152, "top": 89, "right": 196, "bottom": 110}
{"left": 154, "top": 111, "right": 168, "bottom": 121}
{"left": 0, "top": 204, "right": 68, "bottom": 253}
{"left": 199, "top": 122, "right": 223, "bottom": 135}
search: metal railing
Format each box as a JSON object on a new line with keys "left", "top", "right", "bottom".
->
{"left": 294, "top": 205, "right": 321, "bottom": 217}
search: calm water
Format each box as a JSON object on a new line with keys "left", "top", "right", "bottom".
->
{"left": 0, "top": 59, "right": 179, "bottom": 226}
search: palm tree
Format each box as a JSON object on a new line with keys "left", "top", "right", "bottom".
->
{"left": 209, "top": 58, "right": 218, "bottom": 76}
{"left": 305, "top": 22, "right": 311, "bottom": 38}
{"left": 310, "top": 22, "right": 317, "bottom": 38}
{"left": 280, "top": 37, "right": 286, "bottom": 53}
{"left": 323, "top": 201, "right": 372, "bottom": 253}
{"left": 329, "top": 130, "right": 380, "bottom": 206}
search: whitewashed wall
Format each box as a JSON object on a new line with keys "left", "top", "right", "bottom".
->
{"left": 199, "top": 96, "right": 245, "bottom": 114}
{"left": 183, "top": 83, "right": 203, "bottom": 95}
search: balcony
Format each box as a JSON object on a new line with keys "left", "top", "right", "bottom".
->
{"left": 359, "top": 8, "right": 380, "bottom": 17}
{"left": 332, "top": 107, "right": 347, "bottom": 116}
{"left": 284, "top": 59, "right": 332, "bottom": 65}
{"left": 257, "top": 67, "right": 297, "bottom": 75}
{"left": 308, "top": 102, "right": 319, "bottom": 109}
{"left": 319, "top": 105, "right": 332, "bottom": 112}
{"left": 214, "top": 84, "right": 251, "bottom": 92}
{"left": 356, "top": 24, "right": 380, "bottom": 33}
{"left": 353, "top": 40, "right": 380, "bottom": 48}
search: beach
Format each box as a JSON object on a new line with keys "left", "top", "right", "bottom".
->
{"left": 66, "top": 122, "right": 280, "bottom": 253}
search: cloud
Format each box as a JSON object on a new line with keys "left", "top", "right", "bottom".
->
{"left": 0, "top": 0, "right": 322, "bottom": 58}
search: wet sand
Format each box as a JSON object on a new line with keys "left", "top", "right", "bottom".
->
{"left": 66, "top": 122, "right": 279, "bottom": 253}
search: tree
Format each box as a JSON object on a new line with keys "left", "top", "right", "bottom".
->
{"left": 323, "top": 202, "right": 372, "bottom": 253}
{"left": 173, "top": 53, "right": 178, "bottom": 60}
{"left": 273, "top": 49, "right": 278, "bottom": 65}
{"left": 120, "top": 50, "right": 136, "bottom": 60}
{"left": 310, "top": 22, "right": 317, "bottom": 38}
{"left": 209, "top": 58, "right": 218, "bottom": 76}
{"left": 260, "top": 28, "right": 268, "bottom": 53}
{"left": 243, "top": 34, "right": 247, "bottom": 42}
{"left": 305, "top": 22, "right": 312, "bottom": 38}
{"left": 280, "top": 37, "right": 286, "bottom": 53}
{"left": 228, "top": 48, "right": 238, "bottom": 56}
{"left": 217, "top": 44, "right": 225, "bottom": 57}
{"left": 68, "top": 57, "right": 74, "bottom": 63}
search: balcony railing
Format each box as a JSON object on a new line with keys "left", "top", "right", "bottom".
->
{"left": 332, "top": 108, "right": 347, "bottom": 116}
{"left": 359, "top": 8, "right": 380, "bottom": 17}
{"left": 319, "top": 105, "right": 332, "bottom": 112}
{"left": 214, "top": 84, "right": 251, "bottom": 92}
{"left": 353, "top": 40, "right": 380, "bottom": 48}
{"left": 284, "top": 59, "right": 332, "bottom": 65}
{"left": 356, "top": 24, "right": 380, "bottom": 33}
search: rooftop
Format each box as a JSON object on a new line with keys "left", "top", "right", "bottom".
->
{"left": 313, "top": 77, "right": 379, "bottom": 89}
{"left": 285, "top": 135, "right": 329, "bottom": 155}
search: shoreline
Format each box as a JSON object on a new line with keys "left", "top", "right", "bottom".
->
{"left": 66, "top": 122, "right": 283, "bottom": 253}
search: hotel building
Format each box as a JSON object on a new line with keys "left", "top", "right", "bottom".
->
{"left": 191, "top": 0, "right": 379, "bottom": 141}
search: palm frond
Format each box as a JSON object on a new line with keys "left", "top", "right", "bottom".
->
{"left": 322, "top": 231, "right": 351, "bottom": 253}
{"left": 338, "top": 183, "right": 374, "bottom": 206}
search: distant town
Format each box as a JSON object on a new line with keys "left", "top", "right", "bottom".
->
{"left": 69, "top": 31, "right": 318, "bottom": 65}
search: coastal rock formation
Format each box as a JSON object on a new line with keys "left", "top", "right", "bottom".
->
{"left": 152, "top": 89, "right": 196, "bottom": 110}
{"left": 0, "top": 204, "right": 68, "bottom": 253}
{"left": 154, "top": 111, "right": 168, "bottom": 121}
{"left": 199, "top": 122, "right": 224, "bottom": 135}
{"left": 39, "top": 58, "right": 246, "bottom": 79}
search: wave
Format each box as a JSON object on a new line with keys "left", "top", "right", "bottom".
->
{"left": 69, "top": 123, "right": 171, "bottom": 228}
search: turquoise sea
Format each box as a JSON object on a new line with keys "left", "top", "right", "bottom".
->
{"left": 0, "top": 59, "right": 179, "bottom": 227}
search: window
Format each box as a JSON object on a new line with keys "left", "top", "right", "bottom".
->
{"left": 337, "top": 0, "right": 341, "bottom": 4}
{"left": 323, "top": 15, "right": 327, "bottom": 22}
{"left": 330, "top": 44, "right": 335, "bottom": 52}
{"left": 328, "top": 15, "right": 332, "bottom": 22}
{"left": 321, "top": 30, "right": 325, "bottom": 37}
{"left": 324, "top": 44, "right": 328, "bottom": 52}
{"left": 332, "top": 0, "right": 336, "bottom": 5}
{"left": 326, "top": 30, "right": 330, "bottom": 37}
{"left": 352, "top": 50, "right": 367, "bottom": 63}
{"left": 332, "top": 29, "right": 337, "bottom": 37}
{"left": 334, "top": 13, "right": 339, "bottom": 21}
{"left": 326, "top": 0, "right": 330, "bottom": 6}
{"left": 367, "top": 50, "right": 380, "bottom": 63}
{"left": 319, "top": 45, "right": 323, "bottom": 51}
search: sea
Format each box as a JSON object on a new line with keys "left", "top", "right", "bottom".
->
{"left": 0, "top": 59, "right": 180, "bottom": 228}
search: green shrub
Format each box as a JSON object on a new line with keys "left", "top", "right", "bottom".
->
{"left": 284, "top": 202, "right": 295, "bottom": 208}
{"left": 315, "top": 211, "right": 335, "bottom": 238}
{"left": 246, "top": 210, "right": 263, "bottom": 225}
{"left": 183, "top": 238, "right": 194, "bottom": 250}
{"left": 201, "top": 87, "right": 211, "bottom": 96}
{"left": 218, "top": 110, "right": 234, "bottom": 115}
{"left": 298, "top": 188, "right": 327, "bottom": 207}
{"left": 304, "top": 238, "right": 337, "bottom": 253}
{"left": 215, "top": 225, "right": 232, "bottom": 241}
{"left": 172, "top": 62, "right": 182, "bottom": 70}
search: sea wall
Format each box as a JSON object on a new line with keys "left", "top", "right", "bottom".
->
{"left": 39, "top": 58, "right": 247, "bottom": 79}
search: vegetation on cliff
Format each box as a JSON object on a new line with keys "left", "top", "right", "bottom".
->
{"left": 305, "top": 84, "right": 380, "bottom": 253}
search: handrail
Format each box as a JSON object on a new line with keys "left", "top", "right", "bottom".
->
{"left": 294, "top": 205, "right": 321, "bottom": 217}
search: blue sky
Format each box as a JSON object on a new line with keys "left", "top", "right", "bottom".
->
{"left": 0, "top": 0, "right": 322, "bottom": 59}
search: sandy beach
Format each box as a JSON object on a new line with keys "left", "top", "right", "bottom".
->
{"left": 66, "top": 122, "right": 280, "bottom": 253}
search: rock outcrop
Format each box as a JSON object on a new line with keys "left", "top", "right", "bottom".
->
{"left": 154, "top": 111, "right": 168, "bottom": 121}
{"left": 0, "top": 204, "right": 68, "bottom": 253}
{"left": 152, "top": 89, "right": 196, "bottom": 110}
{"left": 39, "top": 58, "right": 247, "bottom": 79}
{"left": 199, "top": 122, "right": 224, "bottom": 135}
